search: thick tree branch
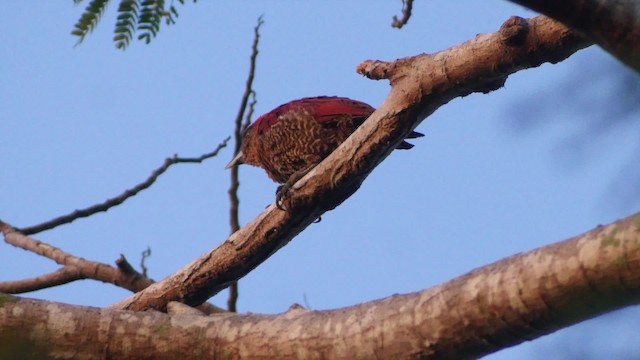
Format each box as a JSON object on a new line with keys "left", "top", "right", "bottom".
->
{"left": 16, "top": 138, "right": 230, "bottom": 235}
{"left": 110, "top": 16, "right": 592, "bottom": 312}
{"left": 3, "top": 212, "right": 640, "bottom": 359}
{"left": 508, "top": 0, "right": 640, "bottom": 72}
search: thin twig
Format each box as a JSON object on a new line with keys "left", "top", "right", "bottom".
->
{"left": 140, "top": 247, "right": 151, "bottom": 278}
{"left": 0, "top": 267, "right": 84, "bottom": 294}
{"left": 17, "top": 137, "right": 230, "bottom": 235}
{"left": 244, "top": 93, "right": 256, "bottom": 130}
{"left": 227, "top": 15, "right": 264, "bottom": 313}
{"left": 391, "top": 0, "right": 414, "bottom": 29}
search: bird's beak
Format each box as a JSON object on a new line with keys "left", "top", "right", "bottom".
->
{"left": 225, "top": 150, "right": 244, "bottom": 169}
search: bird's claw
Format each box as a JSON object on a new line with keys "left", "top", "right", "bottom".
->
{"left": 275, "top": 185, "right": 289, "bottom": 211}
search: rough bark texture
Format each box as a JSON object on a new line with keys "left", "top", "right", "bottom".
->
{"left": 111, "top": 16, "right": 592, "bottom": 313}
{"left": 510, "top": 0, "right": 640, "bottom": 71}
{"left": 2, "top": 213, "right": 640, "bottom": 359}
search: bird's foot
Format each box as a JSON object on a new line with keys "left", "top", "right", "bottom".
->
{"left": 275, "top": 185, "right": 289, "bottom": 210}
{"left": 274, "top": 164, "right": 317, "bottom": 211}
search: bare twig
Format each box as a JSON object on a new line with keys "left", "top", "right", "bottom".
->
{"left": 0, "top": 221, "right": 152, "bottom": 293}
{"left": 16, "top": 138, "right": 230, "bottom": 236}
{"left": 243, "top": 93, "right": 256, "bottom": 130}
{"left": 226, "top": 16, "right": 263, "bottom": 313}
{"left": 0, "top": 267, "right": 83, "bottom": 294}
{"left": 391, "top": 0, "right": 414, "bottom": 29}
{"left": 140, "top": 247, "right": 152, "bottom": 278}
{"left": 116, "top": 254, "right": 142, "bottom": 276}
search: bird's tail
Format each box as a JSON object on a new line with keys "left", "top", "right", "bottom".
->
{"left": 396, "top": 130, "right": 424, "bottom": 150}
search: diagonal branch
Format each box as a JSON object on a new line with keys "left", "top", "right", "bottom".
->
{"left": 16, "top": 138, "right": 230, "bottom": 235}
{"left": 111, "top": 16, "right": 592, "bottom": 312}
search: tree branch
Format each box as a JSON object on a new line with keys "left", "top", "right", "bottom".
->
{"left": 0, "top": 222, "right": 226, "bottom": 314}
{"left": 3, "top": 212, "right": 640, "bottom": 359}
{"left": 0, "top": 221, "right": 152, "bottom": 293}
{"left": 507, "top": 0, "right": 640, "bottom": 72}
{"left": 0, "top": 267, "right": 83, "bottom": 294}
{"left": 16, "top": 138, "right": 230, "bottom": 235}
{"left": 109, "top": 16, "right": 592, "bottom": 312}
{"left": 391, "top": 0, "right": 414, "bottom": 29}
{"left": 226, "top": 16, "right": 263, "bottom": 313}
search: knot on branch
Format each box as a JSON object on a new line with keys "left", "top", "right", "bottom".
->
{"left": 500, "top": 16, "right": 530, "bottom": 47}
{"left": 357, "top": 60, "right": 394, "bottom": 80}
{"left": 283, "top": 303, "right": 310, "bottom": 318}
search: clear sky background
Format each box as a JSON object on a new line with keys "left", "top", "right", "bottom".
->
{"left": 2, "top": 1, "right": 640, "bottom": 359}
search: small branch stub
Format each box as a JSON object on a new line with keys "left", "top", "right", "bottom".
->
{"left": 500, "top": 16, "right": 530, "bottom": 46}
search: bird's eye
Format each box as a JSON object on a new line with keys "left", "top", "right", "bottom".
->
{"left": 240, "top": 124, "right": 252, "bottom": 137}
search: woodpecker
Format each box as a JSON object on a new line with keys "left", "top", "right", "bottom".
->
{"left": 226, "top": 96, "right": 422, "bottom": 208}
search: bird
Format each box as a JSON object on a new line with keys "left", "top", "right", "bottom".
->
{"left": 226, "top": 96, "right": 423, "bottom": 209}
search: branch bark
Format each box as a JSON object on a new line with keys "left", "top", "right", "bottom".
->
{"left": 0, "top": 222, "right": 152, "bottom": 293}
{"left": 508, "top": 0, "right": 640, "bottom": 72}
{"left": 2, "top": 212, "right": 640, "bottom": 359}
{"left": 110, "top": 16, "right": 592, "bottom": 312}
{"left": 0, "top": 222, "right": 225, "bottom": 314}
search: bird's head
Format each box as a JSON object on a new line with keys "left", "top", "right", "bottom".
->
{"left": 225, "top": 124, "right": 257, "bottom": 169}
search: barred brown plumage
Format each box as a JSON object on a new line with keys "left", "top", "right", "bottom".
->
{"left": 226, "top": 96, "right": 423, "bottom": 208}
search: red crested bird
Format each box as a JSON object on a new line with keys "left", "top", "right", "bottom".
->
{"left": 226, "top": 96, "right": 423, "bottom": 208}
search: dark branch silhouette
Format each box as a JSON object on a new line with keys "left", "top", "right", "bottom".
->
{"left": 139, "top": 247, "right": 152, "bottom": 278}
{"left": 392, "top": 0, "right": 414, "bottom": 29}
{"left": 226, "top": 16, "right": 263, "bottom": 312}
{"left": 16, "top": 138, "right": 230, "bottom": 235}
{"left": 115, "top": 254, "right": 143, "bottom": 276}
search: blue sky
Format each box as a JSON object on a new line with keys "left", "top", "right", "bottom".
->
{"left": 2, "top": 1, "right": 640, "bottom": 358}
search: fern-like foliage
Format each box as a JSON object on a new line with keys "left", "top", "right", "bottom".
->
{"left": 71, "top": 0, "right": 110, "bottom": 44}
{"left": 72, "top": 0, "right": 197, "bottom": 50}
{"left": 114, "top": 0, "right": 140, "bottom": 49}
{"left": 137, "top": 0, "right": 164, "bottom": 45}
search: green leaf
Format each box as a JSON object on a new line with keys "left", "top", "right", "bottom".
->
{"left": 71, "top": 0, "right": 110, "bottom": 43}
